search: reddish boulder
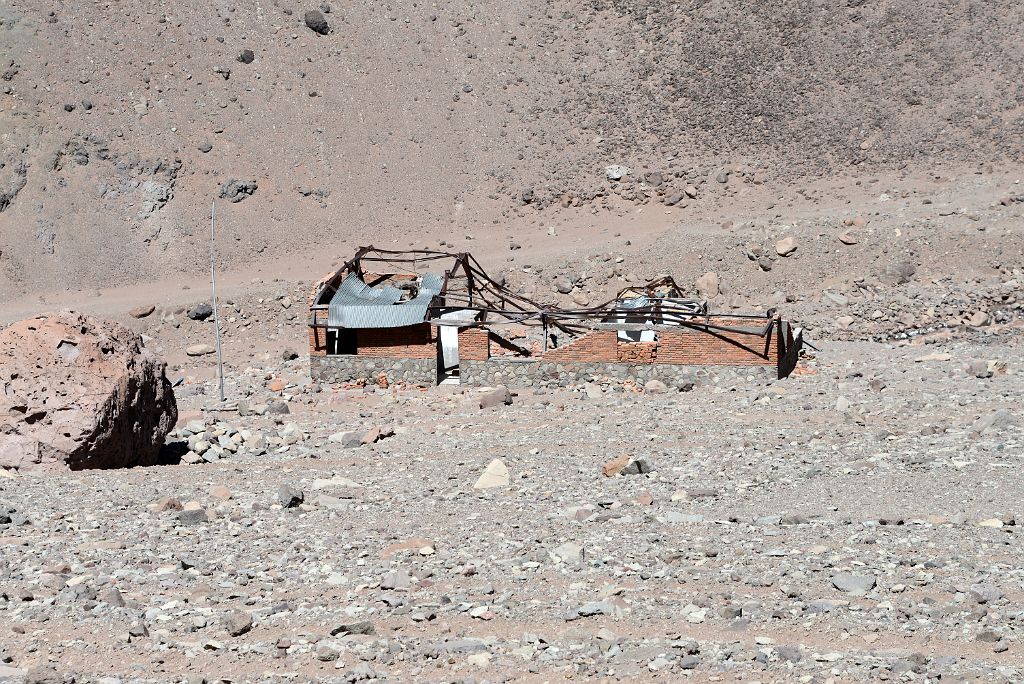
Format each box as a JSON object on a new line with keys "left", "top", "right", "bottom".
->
{"left": 0, "top": 311, "right": 177, "bottom": 471}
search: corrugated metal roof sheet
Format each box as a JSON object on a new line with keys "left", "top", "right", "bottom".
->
{"left": 328, "top": 274, "right": 442, "bottom": 328}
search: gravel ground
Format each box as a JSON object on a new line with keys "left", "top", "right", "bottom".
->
{"left": 2, "top": 339, "right": 1022, "bottom": 682}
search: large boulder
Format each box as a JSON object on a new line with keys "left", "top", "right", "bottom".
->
{"left": 0, "top": 311, "right": 177, "bottom": 472}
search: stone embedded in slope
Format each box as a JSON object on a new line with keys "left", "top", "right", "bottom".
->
{"left": 304, "top": 9, "right": 329, "bottom": 35}
{"left": 0, "top": 311, "right": 177, "bottom": 472}
{"left": 695, "top": 271, "right": 720, "bottom": 299}
{"left": 218, "top": 178, "right": 258, "bottom": 203}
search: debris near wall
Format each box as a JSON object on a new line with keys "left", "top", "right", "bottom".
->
{"left": 0, "top": 311, "right": 178, "bottom": 472}
{"left": 171, "top": 419, "right": 269, "bottom": 464}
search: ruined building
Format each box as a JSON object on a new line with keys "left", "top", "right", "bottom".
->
{"left": 308, "top": 248, "right": 801, "bottom": 388}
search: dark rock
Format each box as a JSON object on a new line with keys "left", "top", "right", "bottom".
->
{"left": 237, "top": 49, "right": 255, "bottom": 64}
{"left": 188, "top": 303, "right": 213, "bottom": 321}
{"left": 304, "top": 9, "right": 330, "bottom": 35}
{"left": 177, "top": 509, "right": 209, "bottom": 525}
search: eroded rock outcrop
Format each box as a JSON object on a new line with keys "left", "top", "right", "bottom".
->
{"left": 0, "top": 311, "right": 177, "bottom": 471}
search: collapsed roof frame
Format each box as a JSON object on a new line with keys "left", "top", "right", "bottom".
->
{"left": 309, "top": 246, "right": 778, "bottom": 342}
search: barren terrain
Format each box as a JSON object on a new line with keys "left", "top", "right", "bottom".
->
{"left": 1, "top": 0, "right": 1024, "bottom": 682}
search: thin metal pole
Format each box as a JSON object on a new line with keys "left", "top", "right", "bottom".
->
{"left": 210, "top": 202, "right": 225, "bottom": 403}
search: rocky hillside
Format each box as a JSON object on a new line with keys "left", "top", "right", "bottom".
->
{"left": 0, "top": 0, "right": 1022, "bottom": 297}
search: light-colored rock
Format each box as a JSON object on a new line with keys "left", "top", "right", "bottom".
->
{"left": 186, "top": 344, "right": 215, "bottom": 356}
{"left": 473, "top": 458, "right": 509, "bottom": 489}
{"left": 775, "top": 236, "right": 798, "bottom": 256}
{"left": 695, "top": 271, "right": 720, "bottom": 299}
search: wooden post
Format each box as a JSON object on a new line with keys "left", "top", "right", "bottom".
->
{"left": 210, "top": 202, "right": 225, "bottom": 403}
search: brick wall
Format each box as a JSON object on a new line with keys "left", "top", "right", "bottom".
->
{"left": 542, "top": 331, "right": 619, "bottom": 361}
{"left": 308, "top": 272, "right": 335, "bottom": 358}
{"left": 617, "top": 341, "right": 657, "bottom": 363}
{"left": 309, "top": 317, "right": 788, "bottom": 376}
{"left": 656, "top": 326, "right": 774, "bottom": 366}
{"left": 355, "top": 324, "right": 438, "bottom": 359}
{"left": 540, "top": 318, "right": 777, "bottom": 367}
{"left": 458, "top": 327, "right": 490, "bottom": 360}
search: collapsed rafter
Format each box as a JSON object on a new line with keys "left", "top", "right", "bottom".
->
{"left": 310, "top": 246, "right": 778, "bottom": 340}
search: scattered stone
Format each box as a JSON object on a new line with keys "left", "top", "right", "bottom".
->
{"left": 128, "top": 304, "right": 155, "bottom": 319}
{"left": 304, "top": 9, "right": 330, "bottom": 34}
{"left": 473, "top": 458, "right": 509, "bottom": 489}
{"left": 775, "top": 236, "right": 798, "bottom": 256}
{"left": 278, "top": 484, "right": 304, "bottom": 508}
{"left": 332, "top": 620, "right": 375, "bottom": 636}
{"left": 177, "top": 508, "right": 209, "bottom": 525}
{"left": 831, "top": 573, "right": 876, "bottom": 596}
{"left": 186, "top": 344, "right": 215, "bottom": 356}
{"left": 479, "top": 386, "right": 512, "bottom": 409}
{"left": 219, "top": 178, "right": 258, "bottom": 203}
{"left": 605, "top": 165, "right": 630, "bottom": 181}
{"left": 188, "top": 303, "right": 213, "bottom": 321}
{"left": 224, "top": 609, "right": 253, "bottom": 636}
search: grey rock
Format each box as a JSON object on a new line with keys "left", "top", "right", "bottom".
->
{"left": 971, "top": 409, "right": 1015, "bottom": 434}
{"left": 969, "top": 584, "right": 1004, "bottom": 604}
{"left": 218, "top": 178, "right": 258, "bottom": 203}
{"left": 831, "top": 573, "right": 876, "bottom": 595}
{"left": 177, "top": 509, "right": 209, "bottom": 525}
{"left": 331, "top": 620, "right": 375, "bottom": 636}
{"left": 224, "top": 609, "right": 253, "bottom": 636}
{"left": 278, "top": 484, "right": 304, "bottom": 508}
{"left": 621, "top": 457, "right": 654, "bottom": 475}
